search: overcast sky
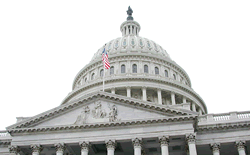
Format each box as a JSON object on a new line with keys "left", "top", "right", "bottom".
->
{"left": 0, "top": 0, "right": 250, "bottom": 130}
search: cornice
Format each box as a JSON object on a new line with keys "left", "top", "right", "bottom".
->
{"left": 72, "top": 53, "right": 192, "bottom": 89}
{"left": 7, "top": 91, "right": 197, "bottom": 130}
{"left": 64, "top": 77, "right": 207, "bottom": 113}
{"left": 8, "top": 115, "right": 196, "bottom": 134}
{"left": 197, "top": 121, "right": 250, "bottom": 132}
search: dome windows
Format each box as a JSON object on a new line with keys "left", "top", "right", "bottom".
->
{"left": 173, "top": 74, "right": 176, "bottom": 80}
{"left": 165, "top": 70, "right": 168, "bottom": 77}
{"left": 110, "top": 66, "right": 114, "bottom": 75}
{"left": 121, "top": 65, "right": 126, "bottom": 73}
{"left": 147, "top": 41, "right": 151, "bottom": 48}
{"left": 91, "top": 73, "right": 95, "bottom": 80}
{"left": 131, "top": 39, "right": 135, "bottom": 46}
{"left": 144, "top": 65, "right": 148, "bottom": 73}
{"left": 114, "top": 40, "right": 119, "bottom": 49}
{"left": 132, "top": 64, "right": 137, "bottom": 73}
{"left": 100, "top": 69, "right": 104, "bottom": 77}
{"left": 123, "top": 39, "right": 127, "bottom": 47}
{"left": 107, "top": 42, "right": 112, "bottom": 50}
{"left": 155, "top": 67, "right": 159, "bottom": 75}
{"left": 139, "top": 39, "right": 144, "bottom": 47}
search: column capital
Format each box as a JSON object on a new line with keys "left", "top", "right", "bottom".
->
{"left": 141, "top": 86, "right": 147, "bottom": 89}
{"left": 30, "top": 144, "right": 43, "bottom": 153}
{"left": 126, "top": 86, "right": 131, "bottom": 89}
{"left": 132, "top": 138, "right": 143, "bottom": 148}
{"left": 159, "top": 136, "right": 169, "bottom": 146}
{"left": 79, "top": 141, "right": 91, "bottom": 151}
{"left": 54, "top": 143, "right": 65, "bottom": 152}
{"left": 210, "top": 143, "right": 220, "bottom": 152}
{"left": 186, "top": 133, "right": 196, "bottom": 144}
{"left": 9, "top": 145, "right": 20, "bottom": 154}
{"left": 105, "top": 140, "right": 116, "bottom": 149}
{"left": 236, "top": 141, "right": 246, "bottom": 151}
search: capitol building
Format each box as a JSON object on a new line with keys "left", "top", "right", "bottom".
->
{"left": 1, "top": 7, "right": 250, "bottom": 155}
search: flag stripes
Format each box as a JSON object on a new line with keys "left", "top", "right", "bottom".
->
{"left": 102, "top": 48, "right": 110, "bottom": 69}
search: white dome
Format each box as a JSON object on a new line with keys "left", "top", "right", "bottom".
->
{"left": 91, "top": 35, "right": 171, "bottom": 62}
{"left": 91, "top": 19, "right": 170, "bottom": 62}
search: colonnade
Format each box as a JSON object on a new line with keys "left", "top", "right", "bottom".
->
{"left": 210, "top": 141, "right": 246, "bottom": 155}
{"left": 109, "top": 86, "right": 204, "bottom": 115}
{"left": 8, "top": 135, "right": 247, "bottom": 155}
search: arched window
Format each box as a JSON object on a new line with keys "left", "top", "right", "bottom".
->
{"left": 155, "top": 67, "right": 159, "bottom": 75}
{"left": 110, "top": 66, "right": 114, "bottom": 75}
{"left": 100, "top": 69, "right": 104, "bottom": 77}
{"left": 173, "top": 74, "right": 176, "bottom": 80}
{"left": 144, "top": 65, "right": 148, "bottom": 73}
{"left": 121, "top": 65, "right": 126, "bottom": 73}
{"left": 132, "top": 64, "right": 137, "bottom": 73}
{"left": 165, "top": 70, "right": 168, "bottom": 77}
{"left": 91, "top": 73, "right": 95, "bottom": 80}
{"left": 85, "top": 78, "right": 87, "bottom": 82}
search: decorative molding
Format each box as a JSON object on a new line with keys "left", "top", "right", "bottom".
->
{"left": 72, "top": 53, "right": 191, "bottom": 90}
{"left": 8, "top": 115, "right": 196, "bottom": 133}
{"left": 65, "top": 77, "right": 205, "bottom": 113}
{"left": 186, "top": 133, "right": 196, "bottom": 144}
{"left": 210, "top": 143, "right": 220, "bottom": 152}
{"left": 105, "top": 140, "right": 116, "bottom": 149}
{"left": 235, "top": 141, "right": 245, "bottom": 151}
{"left": 79, "top": 141, "right": 90, "bottom": 151}
{"left": 132, "top": 138, "right": 143, "bottom": 148}
{"left": 30, "top": 144, "right": 43, "bottom": 153}
{"left": 54, "top": 143, "right": 65, "bottom": 152}
{"left": 8, "top": 145, "right": 20, "bottom": 154}
{"left": 159, "top": 136, "right": 169, "bottom": 146}
{"left": 7, "top": 91, "right": 197, "bottom": 130}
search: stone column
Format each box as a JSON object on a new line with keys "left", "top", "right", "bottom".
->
{"left": 183, "top": 96, "right": 186, "bottom": 103}
{"left": 186, "top": 134, "right": 197, "bottom": 155}
{"left": 171, "top": 92, "right": 175, "bottom": 105}
{"left": 236, "top": 141, "right": 246, "bottom": 155}
{"left": 198, "top": 108, "right": 202, "bottom": 115}
{"left": 9, "top": 145, "right": 20, "bottom": 155}
{"left": 159, "top": 136, "right": 169, "bottom": 155}
{"left": 54, "top": 143, "right": 65, "bottom": 155}
{"left": 192, "top": 103, "right": 196, "bottom": 112}
{"left": 111, "top": 88, "right": 115, "bottom": 94}
{"left": 127, "top": 86, "right": 131, "bottom": 97}
{"left": 157, "top": 89, "right": 162, "bottom": 105}
{"left": 106, "top": 140, "right": 116, "bottom": 155}
{"left": 80, "top": 141, "right": 90, "bottom": 155}
{"left": 132, "top": 138, "right": 142, "bottom": 155}
{"left": 142, "top": 87, "right": 147, "bottom": 101}
{"left": 30, "top": 144, "right": 43, "bottom": 155}
{"left": 210, "top": 143, "right": 220, "bottom": 155}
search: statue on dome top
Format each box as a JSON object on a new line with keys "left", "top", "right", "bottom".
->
{"left": 127, "top": 6, "right": 133, "bottom": 21}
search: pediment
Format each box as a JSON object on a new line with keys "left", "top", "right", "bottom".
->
{"left": 7, "top": 91, "right": 197, "bottom": 131}
{"left": 34, "top": 100, "right": 168, "bottom": 128}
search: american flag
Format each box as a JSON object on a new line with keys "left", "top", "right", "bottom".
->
{"left": 102, "top": 47, "right": 110, "bottom": 69}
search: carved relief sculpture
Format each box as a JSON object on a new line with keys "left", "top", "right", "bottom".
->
{"left": 74, "top": 106, "right": 90, "bottom": 124}
{"left": 109, "top": 104, "right": 119, "bottom": 122}
{"left": 92, "top": 102, "right": 107, "bottom": 118}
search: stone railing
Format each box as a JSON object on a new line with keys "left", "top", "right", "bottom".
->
{"left": 0, "top": 130, "right": 11, "bottom": 139}
{"left": 198, "top": 111, "right": 250, "bottom": 125}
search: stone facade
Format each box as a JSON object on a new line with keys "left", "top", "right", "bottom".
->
{"left": 1, "top": 7, "right": 250, "bottom": 155}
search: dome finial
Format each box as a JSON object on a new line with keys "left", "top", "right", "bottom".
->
{"left": 126, "top": 6, "right": 133, "bottom": 21}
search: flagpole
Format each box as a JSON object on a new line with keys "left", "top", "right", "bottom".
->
{"left": 103, "top": 64, "right": 105, "bottom": 92}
